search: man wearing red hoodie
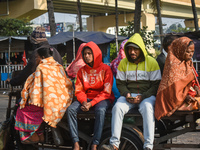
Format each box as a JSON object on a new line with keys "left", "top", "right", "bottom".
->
{"left": 67, "top": 41, "right": 115, "bottom": 150}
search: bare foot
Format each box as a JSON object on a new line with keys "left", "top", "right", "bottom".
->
{"left": 91, "top": 144, "right": 97, "bottom": 150}
{"left": 74, "top": 142, "right": 80, "bottom": 150}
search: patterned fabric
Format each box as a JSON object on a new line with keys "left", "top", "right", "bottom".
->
{"left": 110, "top": 39, "right": 127, "bottom": 77}
{"left": 155, "top": 37, "right": 197, "bottom": 120}
{"left": 30, "top": 26, "right": 48, "bottom": 44}
{"left": 20, "top": 57, "right": 73, "bottom": 127}
{"left": 66, "top": 43, "right": 86, "bottom": 79}
{"left": 15, "top": 105, "right": 43, "bottom": 141}
{"left": 75, "top": 41, "right": 115, "bottom": 106}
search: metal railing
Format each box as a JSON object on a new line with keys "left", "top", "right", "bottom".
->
{"left": 1, "top": 61, "right": 200, "bottom": 89}
{"left": 0, "top": 64, "right": 24, "bottom": 89}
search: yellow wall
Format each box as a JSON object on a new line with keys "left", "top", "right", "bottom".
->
{"left": 0, "top": 0, "right": 47, "bottom": 20}
{"left": 87, "top": 12, "right": 155, "bottom": 32}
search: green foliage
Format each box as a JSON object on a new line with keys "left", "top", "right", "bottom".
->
{"left": 165, "top": 23, "right": 193, "bottom": 33}
{"left": 0, "top": 18, "right": 33, "bottom": 36}
{"left": 140, "top": 26, "right": 156, "bottom": 52}
{"left": 171, "top": 27, "right": 194, "bottom": 33}
{"left": 62, "top": 53, "right": 67, "bottom": 69}
{"left": 119, "top": 21, "right": 134, "bottom": 37}
{"left": 67, "top": 24, "right": 87, "bottom": 32}
{"left": 110, "top": 43, "right": 118, "bottom": 61}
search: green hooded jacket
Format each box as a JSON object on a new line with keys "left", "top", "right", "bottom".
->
{"left": 116, "top": 33, "right": 161, "bottom": 100}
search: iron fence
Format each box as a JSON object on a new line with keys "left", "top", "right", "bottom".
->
{"left": 0, "top": 64, "right": 24, "bottom": 89}
{"left": 1, "top": 61, "right": 200, "bottom": 89}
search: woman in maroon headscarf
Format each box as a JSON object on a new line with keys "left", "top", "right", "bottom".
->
{"left": 155, "top": 37, "right": 200, "bottom": 120}
{"left": 66, "top": 43, "right": 86, "bottom": 79}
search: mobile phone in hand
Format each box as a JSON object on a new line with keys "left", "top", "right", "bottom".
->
{"left": 127, "top": 97, "right": 136, "bottom": 99}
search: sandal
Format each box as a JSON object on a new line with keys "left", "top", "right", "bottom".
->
{"left": 21, "top": 132, "right": 39, "bottom": 144}
{"left": 100, "top": 144, "right": 118, "bottom": 150}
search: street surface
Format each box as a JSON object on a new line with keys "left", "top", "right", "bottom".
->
{"left": 0, "top": 90, "right": 200, "bottom": 150}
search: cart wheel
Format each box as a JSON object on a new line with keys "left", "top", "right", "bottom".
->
{"left": 99, "top": 126, "right": 144, "bottom": 150}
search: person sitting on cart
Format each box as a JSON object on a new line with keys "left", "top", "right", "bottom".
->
{"left": 101, "top": 33, "right": 161, "bottom": 150}
{"left": 6, "top": 26, "right": 63, "bottom": 86}
{"left": 66, "top": 43, "right": 86, "bottom": 79}
{"left": 156, "top": 34, "right": 178, "bottom": 75}
{"left": 67, "top": 41, "right": 115, "bottom": 150}
{"left": 155, "top": 37, "right": 200, "bottom": 120}
{"left": 14, "top": 46, "right": 73, "bottom": 144}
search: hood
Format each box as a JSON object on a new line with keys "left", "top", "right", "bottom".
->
{"left": 82, "top": 41, "right": 102, "bottom": 68}
{"left": 124, "top": 33, "right": 148, "bottom": 62}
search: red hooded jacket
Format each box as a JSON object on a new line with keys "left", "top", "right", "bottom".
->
{"left": 75, "top": 41, "right": 115, "bottom": 106}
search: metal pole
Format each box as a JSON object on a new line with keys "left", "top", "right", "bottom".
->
{"left": 115, "top": 28, "right": 119, "bottom": 55}
{"left": 8, "top": 37, "right": 11, "bottom": 64}
{"left": 8, "top": 37, "right": 11, "bottom": 84}
{"left": 115, "top": 0, "right": 118, "bottom": 36}
{"left": 77, "top": 0, "right": 83, "bottom": 31}
{"left": 73, "top": 25, "right": 75, "bottom": 60}
{"left": 191, "top": 0, "right": 199, "bottom": 31}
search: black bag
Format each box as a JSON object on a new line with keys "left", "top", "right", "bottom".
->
{"left": 0, "top": 119, "right": 14, "bottom": 150}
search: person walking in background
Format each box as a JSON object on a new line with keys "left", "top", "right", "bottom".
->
{"left": 101, "top": 33, "right": 161, "bottom": 150}
{"left": 67, "top": 41, "right": 115, "bottom": 150}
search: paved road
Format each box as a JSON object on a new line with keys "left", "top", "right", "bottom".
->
{"left": 0, "top": 90, "right": 200, "bottom": 150}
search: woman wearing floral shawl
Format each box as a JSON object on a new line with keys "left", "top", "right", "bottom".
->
{"left": 155, "top": 37, "right": 200, "bottom": 121}
{"left": 15, "top": 46, "right": 73, "bottom": 144}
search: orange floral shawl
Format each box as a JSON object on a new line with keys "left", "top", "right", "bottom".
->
{"left": 155, "top": 37, "right": 195, "bottom": 120}
{"left": 20, "top": 57, "right": 73, "bottom": 127}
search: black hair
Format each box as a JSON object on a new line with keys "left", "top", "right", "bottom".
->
{"left": 163, "top": 35, "right": 179, "bottom": 52}
{"left": 37, "top": 47, "right": 53, "bottom": 58}
{"left": 82, "top": 46, "right": 93, "bottom": 57}
{"left": 188, "top": 41, "right": 194, "bottom": 47}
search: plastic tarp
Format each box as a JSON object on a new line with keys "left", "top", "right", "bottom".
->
{"left": 0, "top": 36, "right": 9, "bottom": 42}
{"left": 48, "top": 31, "right": 127, "bottom": 45}
{"left": 0, "top": 36, "right": 27, "bottom": 41}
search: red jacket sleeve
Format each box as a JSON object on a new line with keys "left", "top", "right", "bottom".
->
{"left": 75, "top": 69, "right": 87, "bottom": 104}
{"left": 90, "top": 67, "right": 114, "bottom": 106}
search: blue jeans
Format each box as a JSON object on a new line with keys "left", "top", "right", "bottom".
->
{"left": 67, "top": 99, "right": 111, "bottom": 145}
{"left": 109, "top": 94, "right": 156, "bottom": 150}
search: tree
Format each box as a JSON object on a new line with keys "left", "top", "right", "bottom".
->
{"left": 150, "top": 0, "right": 163, "bottom": 46}
{"left": 155, "top": 0, "right": 163, "bottom": 45}
{"left": 0, "top": 18, "right": 32, "bottom": 36}
{"left": 77, "top": 0, "right": 83, "bottom": 31}
{"left": 191, "top": 0, "right": 199, "bottom": 31}
{"left": 47, "top": 0, "right": 56, "bottom": 36}
{"left": 134, "top": 0, "right": 142, "bottom": 33}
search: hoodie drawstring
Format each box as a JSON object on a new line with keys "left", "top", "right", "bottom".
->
{"left": 126, "top": 62, "right": 129, "bottom": 82}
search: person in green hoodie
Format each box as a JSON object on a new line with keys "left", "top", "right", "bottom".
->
{"left": 101, "top": 33, "right": 161, "bottom": 150}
